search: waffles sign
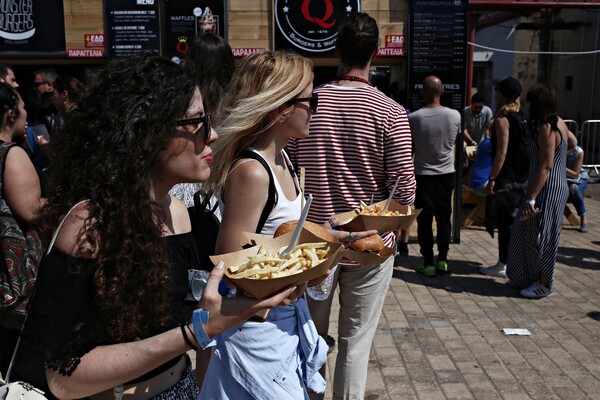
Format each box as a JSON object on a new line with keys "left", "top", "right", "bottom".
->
{"left": 0, "top": 0, "right": 35, "bottom": 40}
{"left": 274, "top": 0, "right": 360, "bottom": 56}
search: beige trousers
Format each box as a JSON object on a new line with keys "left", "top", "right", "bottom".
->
{"left": 308, "top": 256, "right": 394, "bottom": 400}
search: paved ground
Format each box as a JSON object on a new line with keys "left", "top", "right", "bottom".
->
{"left": 9, "top": 184, "right": 593, "bottom": 399}
{"left": 321, "top": 184, "right": 600, "bottom": 399}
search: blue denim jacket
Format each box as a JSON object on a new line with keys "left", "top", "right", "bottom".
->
{"left": 200, "top": 296, "right": 327, "bottom": 399}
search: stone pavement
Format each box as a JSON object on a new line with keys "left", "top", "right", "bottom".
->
{"left": 322, "top": 185, "right": 600, "bottom": 399}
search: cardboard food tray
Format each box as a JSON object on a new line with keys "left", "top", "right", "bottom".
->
{"left": 342, "top": 246, "right": 396, "bottom": 266}
{"left": 239, "top": 231, "right": 272, "bottom": 248}
{"left": 211, "top": 229, "right": 344, "bottom": 299}
{"left": 335, "top": 200, "right": 421, "bottom": 232}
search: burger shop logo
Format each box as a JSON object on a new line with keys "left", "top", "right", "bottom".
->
{"left": 275, "top": 0, "right": 360, "bottom": 53}
{"left": 176, "top": 36, "right": 189, "bottom": 56}
{"left": 0, "top": 0, "right": 35, "bottom": 41}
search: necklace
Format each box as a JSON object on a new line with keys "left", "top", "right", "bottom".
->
{"left": 333, "top": 75, "right": 372, "bottom": 86}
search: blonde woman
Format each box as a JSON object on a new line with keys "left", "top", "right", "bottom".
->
{"left": 197, "top": 50, "right": 326, "bottom": 399}
{"left": 201, "top": 50, "right": 376, "bottom": 399}
{"left": 481, "top": 77, "right": 531, "bottom": 277}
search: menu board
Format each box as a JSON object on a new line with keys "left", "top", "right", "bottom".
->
{"left": 407, "top": 0, "right": 468, "bottom": 111}
{"left": 104, "top": 0, "right": 160, "bottom": 58}
{"left": 164, "top": 0, "right": 226, "bottom": 62}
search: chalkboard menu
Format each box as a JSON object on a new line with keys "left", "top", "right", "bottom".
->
{"left": 104, "top": 0, "right": 160, "bottom": 58}
{"left": 406, "top": 0, "right": 468, "bottom": 111}
{"left": 164, "top": 0, "right": 226, "bottom": 62}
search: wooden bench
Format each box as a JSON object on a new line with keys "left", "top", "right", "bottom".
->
{"left": 462, "top": 185, "right": 485, "bottom": 228}
{"left": 564, "top": 193, "right": 592, "bottom": 226}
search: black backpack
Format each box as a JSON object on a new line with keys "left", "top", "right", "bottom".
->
{"left": 189, "top": 149, "right": 276, "bottom": 271}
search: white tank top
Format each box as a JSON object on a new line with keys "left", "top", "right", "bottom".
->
{"left": 247, "top": 148, "right": 302, "bottom": 235}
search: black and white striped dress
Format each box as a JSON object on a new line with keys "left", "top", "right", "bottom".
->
{"left": 506, "top": 131, "right": 569, "bottom": 290}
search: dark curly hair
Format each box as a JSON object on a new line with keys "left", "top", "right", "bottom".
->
{"left": 45, "top": 52, "right": 196, "bottom": 341}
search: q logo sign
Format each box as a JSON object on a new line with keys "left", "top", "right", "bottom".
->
{"left": 275, "top": 0, "right": 360, "bottom": 53}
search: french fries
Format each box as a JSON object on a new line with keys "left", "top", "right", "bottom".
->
{"left": 227, "top": 242, "right": 330, "bottom": 280}
{"left": 356, "top": 200, "right": 412, "bottom": 217}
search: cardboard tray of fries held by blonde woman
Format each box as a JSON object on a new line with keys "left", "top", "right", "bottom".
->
{"left": 211, "top": 229, "right": 344, "bottom": 299}
{"left": 334, "top": 199, "right": 421, "bottom": 233}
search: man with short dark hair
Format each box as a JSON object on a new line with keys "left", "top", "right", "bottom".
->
{"left": 0, "top": 64, "right": 19, "bottom": 88}
{"left": 464, "top": 92, "right": 493, "bottom": 146}
{"left": 289, "top": 12, "right": 416, "bottom": 399}
{"left": 410, "top": 76, "right": 461, "bottom": 277}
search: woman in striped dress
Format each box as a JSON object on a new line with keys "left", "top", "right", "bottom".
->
{"left": 506, "top": 84, "right": 570, "bottom": 298}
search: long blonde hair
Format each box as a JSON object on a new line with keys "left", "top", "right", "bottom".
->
{"left": 204, "top": 50, "right": 314, "bottom": 197}
{"left": 493, "top": 91, "right": 521, "bottom": 119}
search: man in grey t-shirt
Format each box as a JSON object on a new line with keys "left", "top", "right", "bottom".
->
{"left": 410, "top": 76, "right": 461, "bottom": 277}
{"left": 463, "top": 92, "right": 493, "bottom": 146}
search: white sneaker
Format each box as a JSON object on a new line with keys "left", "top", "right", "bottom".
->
{"left": 520, "top": 282, "right": 553, "bottom": 299}
{"left": 480, "top": 261, "right": 507, "bottom": 277}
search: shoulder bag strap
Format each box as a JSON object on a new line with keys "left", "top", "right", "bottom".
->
{"left": 4, "top": 199, "right": 91, "bottom": 383}
{"left": 237, "top": 149, "right": 276, "bottom": 233}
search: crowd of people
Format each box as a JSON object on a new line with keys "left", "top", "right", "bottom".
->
{"left": 0, "top": 11, "right": 592, "bottom": 400}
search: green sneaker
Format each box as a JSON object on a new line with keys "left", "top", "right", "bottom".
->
{"left": 436, "top": 260, "right": 450, "bottom": 274}
{"left": 416, "top": 264, "right": 436, "bottom": 277}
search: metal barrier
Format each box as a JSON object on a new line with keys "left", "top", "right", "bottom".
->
{"left": 564, "top": 119, "right": 579, "bottom": 137}
{"left": 580, "top": 120, "right": 600, "bottom": 178}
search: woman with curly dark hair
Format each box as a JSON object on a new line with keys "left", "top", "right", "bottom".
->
{"left": 505, "top": 84, "right": 569, "bottom": 298}
{"left": 9, "top": 53, "right": 297, "bottom": 399}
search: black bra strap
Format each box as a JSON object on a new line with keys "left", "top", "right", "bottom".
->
{"left": 237, "top": 149, "right": 277, "bottom": 233}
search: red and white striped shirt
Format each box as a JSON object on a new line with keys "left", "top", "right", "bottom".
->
{"left": 288, "top": 84, "right": 416, "bottom": 245}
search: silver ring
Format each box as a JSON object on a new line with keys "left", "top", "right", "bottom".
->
{"left": 343, "top": 232, "right": 358, "bottom": 243}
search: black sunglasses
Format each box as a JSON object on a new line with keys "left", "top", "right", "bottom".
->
{"left": 175, "top": 113, "right": 211, "bottom": 143}
{"left": 33, "top": 80, "right": 54, "bottom": 88}
{"left": 288, "top": 93, "right": 318, "bottom": 113}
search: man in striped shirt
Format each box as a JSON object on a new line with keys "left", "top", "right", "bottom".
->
{"left": 288, "top": 12, "right": 416, "bottom": 400}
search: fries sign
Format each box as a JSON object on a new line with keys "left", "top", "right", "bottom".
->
{"left": 335, "top": 200, "right": 421, "bottom": 232}
{"left": 211, "top": 229, "right": 344, "bottom": 299}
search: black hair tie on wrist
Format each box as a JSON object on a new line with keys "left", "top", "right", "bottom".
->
{"left": 180, "top": 323, "right": 199, "bottom": 351}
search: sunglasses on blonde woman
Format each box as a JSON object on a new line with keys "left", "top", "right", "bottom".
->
{"left": 175, "top": 113, "right": 211, "bottom": 144}
{"left": 288, "top": 93, "right": 318, "bottom": 113}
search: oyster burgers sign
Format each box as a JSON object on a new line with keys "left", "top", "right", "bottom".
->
{"left": 0, "top": 0, "right": 35, "bottom": 41}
